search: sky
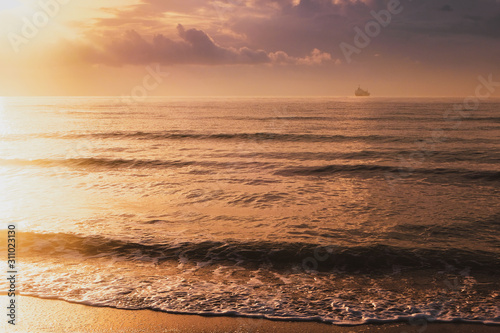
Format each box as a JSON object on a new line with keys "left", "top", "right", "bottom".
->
{"left": 0, "top": 0, "right": 499, "bottom": 96}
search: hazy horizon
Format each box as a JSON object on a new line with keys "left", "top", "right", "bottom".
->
{"left": 4, "top": 95, "right": 500, "bottom": 99}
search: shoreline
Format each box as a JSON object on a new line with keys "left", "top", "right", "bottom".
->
{"left": 1, "top": 296, "right": 499, "bottom": 332}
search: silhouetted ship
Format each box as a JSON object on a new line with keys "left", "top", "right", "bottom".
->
{"left": 355, "top": 86, "right": 370, "bottom": 96}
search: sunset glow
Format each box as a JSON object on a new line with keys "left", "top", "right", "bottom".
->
{"left": 1, "top": 2, "right": 500, "bottom": 331}
{"left": 1, "top": 0, "right": 499, "bottom": 96}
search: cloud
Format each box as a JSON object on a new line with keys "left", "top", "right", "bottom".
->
{"left": 270, "top": 48, "right": 339, "bottom": 65}
{"left": 53, "top": 0, "right": 500, "bottom": 71}
{"left": 71, "top": 24, "right": 336, "bottom": 67}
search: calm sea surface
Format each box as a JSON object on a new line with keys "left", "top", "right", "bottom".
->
{"left": 0, "top": 97, "right": 499, "bottom": 324}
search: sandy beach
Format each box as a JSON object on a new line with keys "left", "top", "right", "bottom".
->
{"left": 0, "top": 296, "right": 497, "bottom": 333}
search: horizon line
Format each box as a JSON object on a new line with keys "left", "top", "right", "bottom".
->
{"left": 2, "top": 95, "right": 499, "bottom": 99}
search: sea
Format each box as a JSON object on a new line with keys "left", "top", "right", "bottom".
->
{"left": 0, "top": 96, "right": 499, "bottom": 326}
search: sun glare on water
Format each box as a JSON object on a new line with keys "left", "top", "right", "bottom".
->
{"left": 0, "top": 97, "right": 9, "bottom": 136}
{"left": 0, "top": 96, "right": 19, "bottom": 228}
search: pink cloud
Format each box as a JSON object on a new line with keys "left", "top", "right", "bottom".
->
{"left": 71, "top": 24, "right": 336, "bottom": 67}
{"left": 270, "top": 48, "right": 338, "bottom": 65}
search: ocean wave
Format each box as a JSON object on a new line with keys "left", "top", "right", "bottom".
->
{"left": 0, "top": 157, "right": 278, "bottom": 171}
{"left": 0, "top": 158, "right": 196, "bottom": 169}
{"left": 226, "top": 150, "right": 500, "bottom": 163}
{"left": 462, "top": 116, "right": 500, "bottom": 122}
{"left": 60, "top": 131, "right": 407, "bottom": 143}
{"left": 2, "top": 157, "right": 499, "bottom": 183}
{"left": 3, "top": 131, "right": 497, "bottom": 145}
{"left": 9, "top": 232, "right": 500, "bottom": 273}
{"left": 17, "top": 292, "right": 500, "bottom": 327}
{"left": 275, "top": 164, "right": 500, "bottom": 182}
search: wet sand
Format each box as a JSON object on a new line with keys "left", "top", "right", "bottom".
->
{"left": 1, "top": 296, "right": 498, "bottom": 333}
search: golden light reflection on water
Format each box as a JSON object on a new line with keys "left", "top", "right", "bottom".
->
{"left": 0, "top": 167, "right": 22, "bottom": 225}
{"left": 0, "top": 98, "right": 93, "bottom": 233}
{"left": 0, "top": 97, "right": 9, "bottom": 135}
{"left": 0, "top": 169, "right": 97, "bottom": 233}
{"left": 0, "top": 98, "right": 21, "bottom": 229}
